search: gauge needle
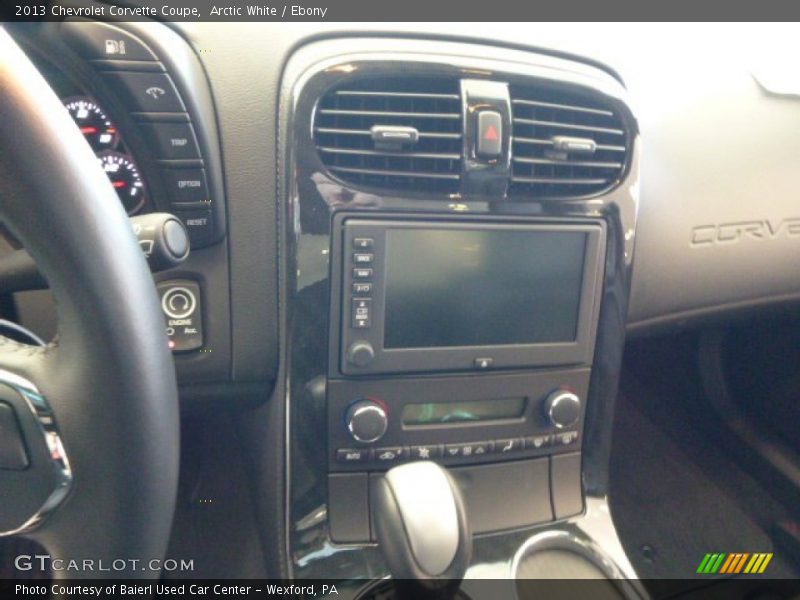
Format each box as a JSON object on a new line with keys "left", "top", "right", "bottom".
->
{"left": 112, "top": 181, "right": 126, "bottom": 188}
{"left": 79, "top": 126, "right": 97, "bottom": 134}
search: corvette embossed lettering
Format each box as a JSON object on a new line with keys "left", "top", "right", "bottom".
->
{"left": 691, "top": 218, "right": 800, "bottom": 246}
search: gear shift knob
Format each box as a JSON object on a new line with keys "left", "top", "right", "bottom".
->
{"left": 373, "top": 461, "right": 471, "bottom": 598}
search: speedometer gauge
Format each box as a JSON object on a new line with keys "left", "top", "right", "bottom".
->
{"left": 63, "top": 97, "right": 119, "bottom": 151}
{"left": 97, "top": 151, "right": 146, "bottom": 215}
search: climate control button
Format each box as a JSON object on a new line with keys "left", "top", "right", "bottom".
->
{"left": 554, "top": 431, "right": 580, "bottom": 446}
{"left": 524, "top": 434, "right": 553, "bottom": 450}
{"left": 408, "top": 444, "right": 443, "bottom": 461}
{"left": 374, "top": 446, "right": 405, "bottom": 463}
{"left": 336, "top": 448, "right": 370, "bottom": 463}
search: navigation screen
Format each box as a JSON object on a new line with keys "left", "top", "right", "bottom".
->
{"left": 383, "top": 228, "right": 587, "bottom": 349}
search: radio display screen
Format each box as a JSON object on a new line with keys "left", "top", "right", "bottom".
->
{"left": 384, "top": 228, "right": 587, "bottom": 349}
{"left": 402, "top": 398, "right": 527, "bottom": 426}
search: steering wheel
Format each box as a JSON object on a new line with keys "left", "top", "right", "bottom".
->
{"left": 0, "top": 27, "right": 179, "bottom": 578}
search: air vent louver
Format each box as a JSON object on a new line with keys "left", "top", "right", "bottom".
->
{"left": 314, "top": 78, "right": 463, "bottom": 194}
{"left": 510, "top": 85, "right": 628, "bottom": 198}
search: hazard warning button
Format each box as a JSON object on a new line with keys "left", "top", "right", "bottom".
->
{"left": 477, "top": 110, "right": 502, "bottom": 158}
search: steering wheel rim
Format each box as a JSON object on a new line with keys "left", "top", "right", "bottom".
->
{"left": 0, "top": 26, "right": 179, "bottom": 579}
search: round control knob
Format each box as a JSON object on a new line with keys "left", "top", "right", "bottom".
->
{"left": 346, "top": 399, "right": 388, "bottom": 443}
{"left": 544, "top": 390, "right": 581, "bottom": 429}
{"left": 346, "top": 341, "right": 375, "bottom": 367}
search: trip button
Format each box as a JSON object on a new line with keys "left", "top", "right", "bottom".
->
{"left": 353, "top": 268, "right": 373, "bottom": 280}
{"left": 161, "top": 168, "right": 210, "bottom": 207}
{"left": 61, "top": 19, "right": 158, "bottom": 62}
{"left": 336, "top": 448, "right": 370, "bottom": 463}
{"left": 374, "top": 447, "right": 405, "bottom": 464}
{"left": 100, "top": 71, "right": 185, "bottom": 113}
{"left": 139, "top": 122, "right": 200, "bottom": 160}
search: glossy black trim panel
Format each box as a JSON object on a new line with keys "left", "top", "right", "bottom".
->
{"left": 278, "top": 37, "right": 640, "bottom": 581}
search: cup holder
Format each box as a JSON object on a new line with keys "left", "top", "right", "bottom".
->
{"left": 352, "top": 532, "right": 639, "bottom": 600}
{"left": 512, "top": 531, "right": 641, "bottom": 600}
{"left": 353, "top": 578, "right": 473, "bottom": 600}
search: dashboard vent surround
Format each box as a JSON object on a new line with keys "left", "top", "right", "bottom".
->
{"left": 509, "top": 84, "right": 628, "bottom": 198}
{"left": 314, "top": 77, "right": 463, "bottom": 194}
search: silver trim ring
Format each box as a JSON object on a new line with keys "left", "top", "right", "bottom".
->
{"left": 0, "top": 368, "right": 73, "bottom": 537}
{"left": 347, "top": 403, "right": 388, "bottom": 443}
{"left": 548, "top": 391, "right": 581, "bottom": 429}
{"left": 510, "top": 530, "right": 629, "bottom": 581}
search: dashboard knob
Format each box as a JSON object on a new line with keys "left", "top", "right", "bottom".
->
{"left": 544, "top": 390, "right": 581, "bottom": 429}
{"left": 346, "top": 341, "right": 375, "bottom": 367}
{"left": 346, "top": 399, "right": 388, "bottom": 443}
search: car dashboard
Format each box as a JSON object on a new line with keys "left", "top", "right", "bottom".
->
{"left": 3, "top": 18, "right": 799, "bottom": 594}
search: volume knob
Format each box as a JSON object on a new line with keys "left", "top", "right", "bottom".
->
{"left": 346, "top": 341, "right": 375, "bottom": 367}
{"left": 346, "top": 399, "right": 388, "bottom": 443}
{"left": 544, "top": 390, "right": 581, "bottom": 429}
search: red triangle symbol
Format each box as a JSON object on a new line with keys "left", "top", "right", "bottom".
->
{"left": 483, "top": 125, "right": 499, "bottom": 141}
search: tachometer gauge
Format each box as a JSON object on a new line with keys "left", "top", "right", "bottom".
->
{"left": 97, "top": 151, "right": 146, "bottom": 215}
{"left": 63, "top": 97, "right": 119, "bottom": 151}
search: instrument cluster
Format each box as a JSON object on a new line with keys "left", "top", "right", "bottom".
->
{"left": 63, "top": 96, "right": 147, "bottom": 215}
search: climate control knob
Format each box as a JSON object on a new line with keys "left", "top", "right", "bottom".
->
{"left": 346, "top": 341, "right": 375, "bottom": 367}
{"left": 544, "top": 390, "right": 581, "bottom": 429}
{"left": 346, "top": 399, "right": 388, "bottom": 443}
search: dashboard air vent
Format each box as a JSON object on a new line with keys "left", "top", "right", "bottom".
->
{"left": 510, "top": 84, "right": 628, "bottom": 198}
{"left": 314, "top": 77, "right": 463, "bottom": 194}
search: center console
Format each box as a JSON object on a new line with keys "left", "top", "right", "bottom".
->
{"left": 279, "top": 36, "right": 641, "bottom": 592}
{"left": 326, "top": 215, "right": 605, "bottom": 540}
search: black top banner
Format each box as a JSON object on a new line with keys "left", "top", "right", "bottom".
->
{"left": 2, "top": 0, "right": 800, "bottom": 22}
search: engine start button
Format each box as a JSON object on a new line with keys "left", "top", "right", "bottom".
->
{"left": 161, "top": 286, "right": 196, "bottom": 320}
